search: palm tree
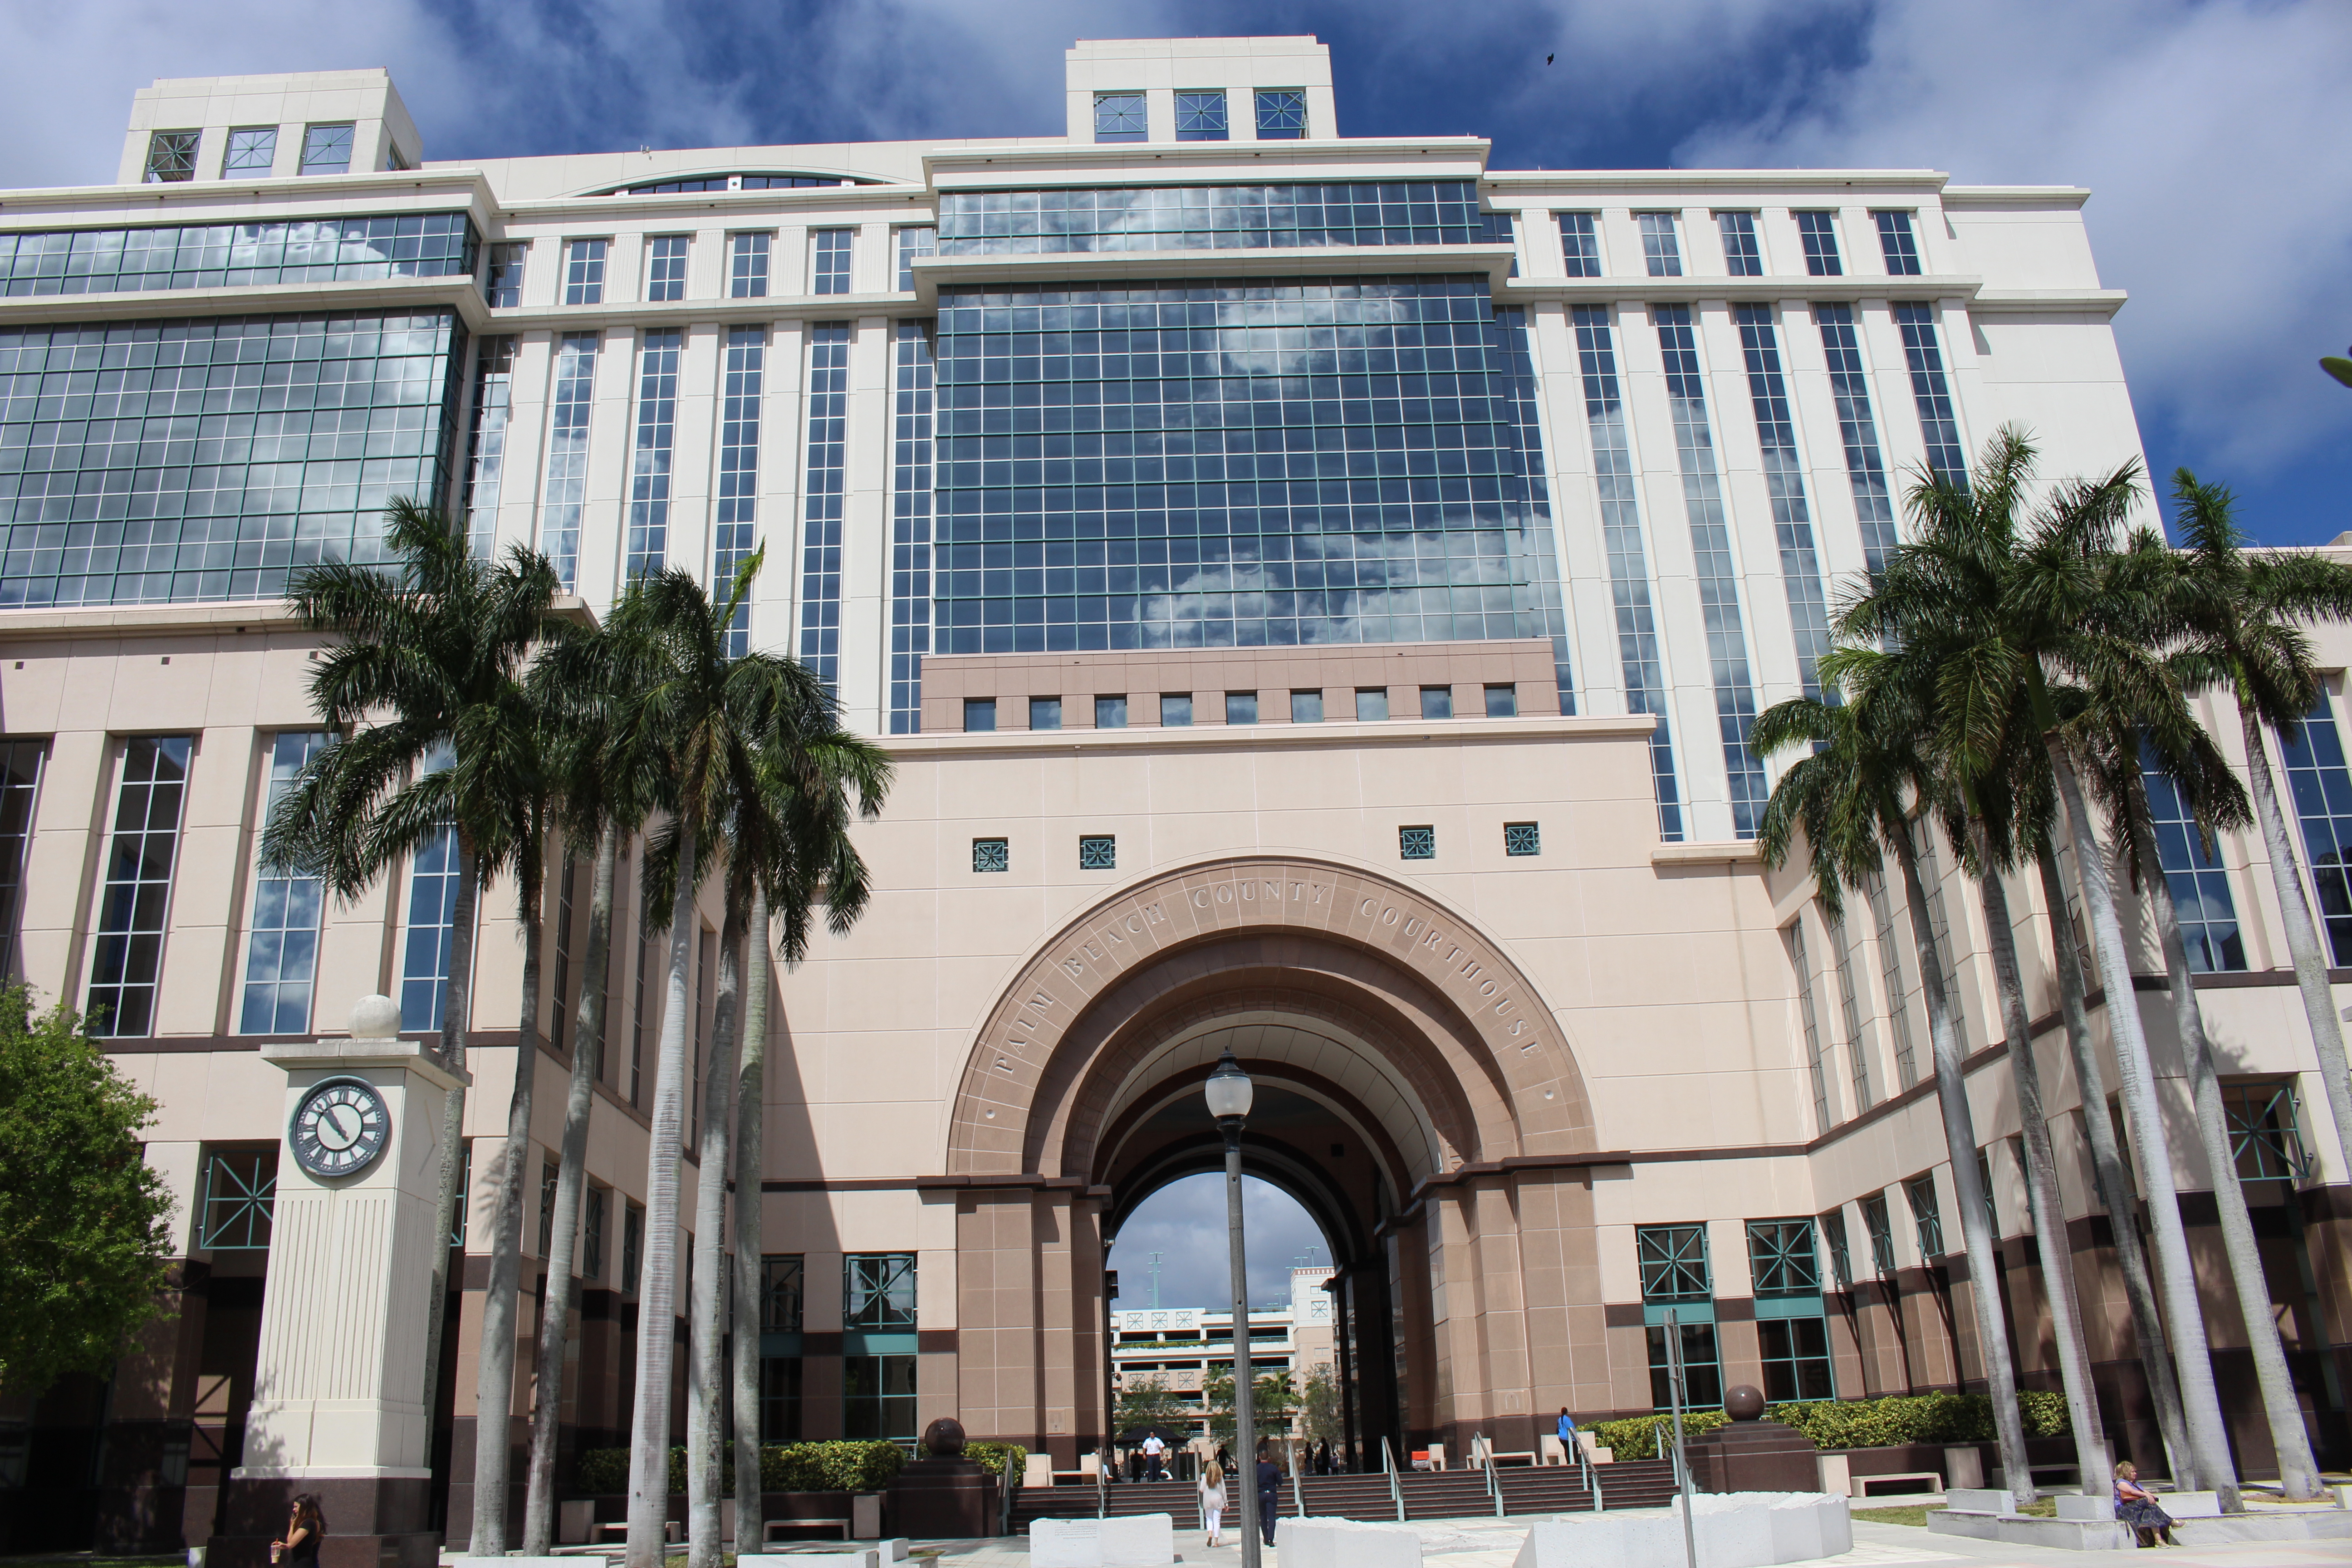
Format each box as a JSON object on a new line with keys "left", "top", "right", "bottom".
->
{"left": 1847, "top": 427, "right": 2242, "bottom": 1507}
{"left": 730, "top": 725, "right": 888, "bottom": 1551}
{"left": 2168, "top": 471, "right": 2352, "bottom": 1183}
{"left": 606, "top": 555, "right": 839, "bottom": 1568}
{"left": 1885, "top": 649, "right": 2111, "bottom": 1498}
{"left": 2033, "top": 842, "right": 2192, "bottom": 1478}
{"left": 263, "top": 498, "right": 564, "bottom": 1543}
{"left": 520, "top": 610, "right": 658, "bottom": 1555}
{"left": 2069, "top": 612, "right": 2325, "bottom": 1500}
{"left": 1754, "top": 671, "right": 2034, "bottom": 1502}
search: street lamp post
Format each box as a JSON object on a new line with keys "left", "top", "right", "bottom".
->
{"left": 1205, "top": 1048, "right": 1260, "bottom": 1568}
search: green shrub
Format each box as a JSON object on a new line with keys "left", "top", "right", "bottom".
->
{"left": 574, "top": 1441, "right": 906, "bottom": 1496}
{"left": 1590, "top": 1410, "right": 1729, "bottom": 1460}
{"left": 1589, "top": 1392, "right": 2071, "bottom": 1462}
{"left": 761, "top": 1441, "right": 908, "bottom": 1493}
{"left": 964, "top": 1441, "right": 1029, "bottom": 1481}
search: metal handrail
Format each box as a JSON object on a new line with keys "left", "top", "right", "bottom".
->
{"left": 1096, "top": 1454, "right": 1108, "bottom": 1520}
{"left": 1479, "top": 1434, "right": 1504, "bottom": 1517}
{"left": 1382, "top": 1436, "right": 1405, "bottom": 1522}
{"left": 1002, "top": 1449, "right": 1019, "bottom": 1537}
{"left": 1289, "top": 1442, "right": 1307, "bottom": 1518}
{"left": 1580, "top": 1441, "right": 1605, "bottom": 1512}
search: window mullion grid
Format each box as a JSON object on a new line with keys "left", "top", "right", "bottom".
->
{"left": 714, "top": 326, "right": 769, "bottom": 658}
{"left": 538, "top": 332, "right": 599, "bottom": 590}
{"left": 1651, "top": 305, "right": 1768, "bottom": 838}
{"left": 625, "top": 329, "right": 682, "bottom": 578}
{"left": 797, "top": 325, "right": 852, "bottom": 690}
{"left": 1569, "top": 307, "right": 1682, "bottom": 839}
{"left": 887, "top": 320, "right": 936, "bottom": 732}
{"left": 1733, "top": 305, "right": 1831, "bottom": 701}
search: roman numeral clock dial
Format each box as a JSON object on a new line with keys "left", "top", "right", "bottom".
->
{"left": 290, "top": 1077, "right": 391, "bottom": 1179}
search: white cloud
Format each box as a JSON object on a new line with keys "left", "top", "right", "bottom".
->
{"left": 1108, "top": 1173, "right": 1330, "bottom": 1313}
{"left": 1677, "top": 0, "right": 2352, "bottom": 476}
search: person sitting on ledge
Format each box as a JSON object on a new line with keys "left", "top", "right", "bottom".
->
{"left": 2113, "top": 1461, "right": 2177, "bottom": 1548}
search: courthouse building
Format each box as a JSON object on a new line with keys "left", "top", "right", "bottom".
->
{"left": 0, "top": 33, "right": 2344, "bottom": 1561}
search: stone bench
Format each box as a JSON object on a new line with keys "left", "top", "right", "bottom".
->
{"left": 1512, "top": 1491, "right": 1850, "bottom": 1568}
{"left": 1281, "top": 1518, "right": 1422, "bottom": 1568}
{"left": 1850, "top": 1471, "right": 1943, "bottom": 1500}
{"left": 1031, "top": 1512, "right": 1175, "bottom": 1568}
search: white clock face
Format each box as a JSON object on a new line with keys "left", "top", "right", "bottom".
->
{"left": 290, "top": 1078, "right": 391, "bottom": 1178}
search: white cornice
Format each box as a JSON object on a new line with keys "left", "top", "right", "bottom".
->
{"left": 1940, "top": 186, "right": 2092, "bottom": 209}
{"left": 881, "top": 711, "right": 1652, "bottom": 759}
{"left": 924, "top": 138, "right": 1491, "bottom": 189}
{"left": 0, "top": 172, "right": 496, "bottom": 230}
{"left": 0, "top": 274, "right": 489, "bottom": 333}
{"left": 1482, "top": 168, "right": 1948, "bottom": 194}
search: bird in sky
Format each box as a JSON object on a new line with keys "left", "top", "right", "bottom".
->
{"left": 1546, "top": 53, "right": 1555, "bottom": 64}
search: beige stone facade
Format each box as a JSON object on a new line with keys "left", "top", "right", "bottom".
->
{"left": 0, "top": 31, "right": 2345, "bottom": 1562}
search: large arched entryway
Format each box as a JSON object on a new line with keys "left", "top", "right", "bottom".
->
{"left": 926, "top": 855, "right": 1618, "bottom": 1465}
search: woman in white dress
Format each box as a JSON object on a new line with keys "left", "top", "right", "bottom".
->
{"left": 1198, "top": 1460, "right": 1228, "bottom": 1548}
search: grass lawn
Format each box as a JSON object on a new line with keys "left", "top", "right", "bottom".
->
{"left": 1855, "top": 1497, "right": 2057, "bottom": 1529}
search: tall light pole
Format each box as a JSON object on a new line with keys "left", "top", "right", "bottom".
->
{"left": 1205, "top": 1047, "right": 1259, "bottom": 1568}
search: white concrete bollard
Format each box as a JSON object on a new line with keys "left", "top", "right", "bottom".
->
{"left": 1513, "top": 1491, "right": 1852, "bottom": 1568}
{"left": 1030, "top": 1519, "right": 1102, "bottom": 1568}
{"left": 1279, "top": 1517, "right": 1423, "bottom": 1568}
{"left": 2056, "top": 1495, "right": 2116, "bottom": 1522}
{"left": 1941, "top": 1489, "right": 2014, "bottom": 1516}
{"left": 1098, "top": 1512, "right": 1176, "bottom": 1567}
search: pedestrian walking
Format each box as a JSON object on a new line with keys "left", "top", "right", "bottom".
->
{"left": 1142, "top": 1430, "right": 1167, "bottom": 1481}
{"left": 1556, "top": 1407, "right": 1578, "bottom": 1462}
{"left": 1255, "top": 1446, "right": 1280, "bottom": 1547}
{"left": 1198, "top": 1460, "right": 1228, "bottom": 1548}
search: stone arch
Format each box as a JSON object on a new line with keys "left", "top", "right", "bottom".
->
{"left": 945, "top": 854, "right": 1596, "bottom": 1178}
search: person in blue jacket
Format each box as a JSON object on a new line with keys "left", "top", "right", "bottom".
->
{"left": 1556, "top": 1407, "right": 1578, "bottom": 1459}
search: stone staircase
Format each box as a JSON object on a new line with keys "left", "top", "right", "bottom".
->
{"left": 1008, "top": 1460, "right": 1681, "bottom": 1530}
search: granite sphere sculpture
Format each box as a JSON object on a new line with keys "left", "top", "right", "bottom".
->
{"left": 923, "top": 1416, "right": 968, "bottom": 1457}
{"left": 1724, "top": 1384, "right": 1766, "bottom": 1421}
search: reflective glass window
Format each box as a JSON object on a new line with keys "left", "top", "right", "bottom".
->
{"left": 89, "top": 735, "right": 191, "bottom": 1036}
{"left": 715, "top": 326, "right": 767, "bottom": 657}
{"left": 538, "top": 333, "right": 598, "bottom": 589}
{"left": 1161, "top": 694, "right": 1193, "bottom": 727}
{"left": 1, "top": 212, "right": 478, "bottom": 297}
{"left": 1638, "top": 212, "right": 1682, "bottom": 277}
{"left": 1355, "top": 689, "right": 1388, "bottom": 722}
{"left": 1420, "top": 686, "right": 1451, "bottom": 719}
{"left": 2143, "top": 745, "right": 2245, "bottom": 971}
{"left": 730, "top": 232, "right": 771, "bottom": 299}
{"left": 1290, "top": 690, "right": 1323, "bottom": 723}
{"left": 811, "top": 229, "right": 852, "bottom": 295}
{"left": 563, "top": 238, "right": 607, "bottom": 304}
{"left": 646, "top": 235, "right": 688, "bottom": 301}
{"left": 240, "top": 730, "right": 329, "bottom": 1034}
{"left": 1484, "top": 684, "right": 1516, "bottom": 717}
{"left": 1892, "top": 303, "right": 1967, "bottom": 485}
{"left": 886, "top": 321, "right": 935, "bottom": 729}
{"left": 1030, "top": 696, "right": 1062, "bottom": 730}
{"left": 963, "top": 697, "right": 996, "bottom": 732}
{"left": 485, "top": 240, "right": 527, "bottom": 307}
{"left": 0, "top": 309, "right": 464, "bottom": 608}
{"left": 844, "top": 1355, "right": 918, "bottom": 1440}
{"left": 1225, "top": 691, "right": 1257, "bottom": 724}
{"left": 625, "top": 329, "right": 682, "bottom": 577}
{"left": 1556, "top": 212, "right": 1601, "bottom": 277}
{"left": 0, "top": 740, "right": 41, "bottom": 975}
{"left": 2280, "top": 691, "right": 2352, "bottom": 965}
{"left": 1874, "top": 210, "right": 1922, "bottom": 275}
{"left": 463, "top": 336, "right": 517, "bottom": 559}
{"left": 936, "top": 183, "right": 1487, "bottom": 255}
{"left": 1097, "top": 695, "right": 1127, "bottom": 728}
{"left": 797, "top": 324, "right": 852, "bottom": 688}
{"left": 1717, "top": 211, "right": 1762, "bottom": 276}
{"left": 894, "top": 225, "right": 935, "bottom": 292}
{"left": 1796, "top": 211, "right": 1842, "bottom": 276}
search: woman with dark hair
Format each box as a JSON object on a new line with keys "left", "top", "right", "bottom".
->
{"left": 272, "top": 1494, "right": 326, "bottom": 1567}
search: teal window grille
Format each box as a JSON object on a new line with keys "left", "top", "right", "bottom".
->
{"left": 845, "top": 1252, "right": 917, "bottom": 1329}
{"left": 1079, "top": 834, "right": 1117, "bottom": 871}
{"left": 1504, "top": 823, "right": 1540, "bottom": 857}
{"left": 1399, "top": 825, "right": 1436, "bottom": 861}
{"left": 199, "top": 1148, "right": 276, "bottom": 1251}
{"left": 1904, "top": 1174, "right": 1944, "bottom": 1259}
{"left": 973, "top": 838, "right": 1009, "bottom": 873}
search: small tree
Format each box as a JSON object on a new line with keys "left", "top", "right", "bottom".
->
{"left": 1205, "top": 1368, "right": 1297, "bottom": 1448}
{"left": 1117, "top": 1375, "right": 1192, "bottom": 1432}
{"left": 0, "top": 987, "right": 173, "bottom": 1396}
{"left": 1298, "top": 1364, "right": 1342, "bottom": 1449}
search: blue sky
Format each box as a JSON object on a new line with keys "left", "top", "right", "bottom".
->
{"left": 3, "top": 0, "right": 2344, "bottom": 542}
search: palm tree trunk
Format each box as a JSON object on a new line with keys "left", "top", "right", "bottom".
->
{"left": 1893, "top": 821, "right": 2034, "bottom": 1501}
{"left": 2238, "top": 702, "right": 2352, "bottom": 1191}
{"left": 2036, "top": 845, "right": 2191, "bottom": 1480}
{"left": 524, "top": 823, "right": 621, "bottom": 1551}
{"left": 417, "top": 835, "right": 480, "bottom": 1481}
{"left": 2045, "top": 739, "right": 2242, "bottom": 1509}
{"left": 1971, "top": 848, "right": 2110, "bottom": 1495}
{"left": 730, "top": 887, "right": 772, "bottom": 1553}
{"left": 687, "top": 897, "right": 744, "bottom": 1568}
{"left": 472, "top": 865, "right": 545, "bottom": 1553}
{"left": 627, "top": 818, "right": 701, "bottom": 1568}
{"left": 2127, "top": 775, "right": 2323, "bottom": 1498}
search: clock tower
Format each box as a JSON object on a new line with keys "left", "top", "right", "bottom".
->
{"left": 211, "top": 996, "right": 470, "bottom": 1568}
